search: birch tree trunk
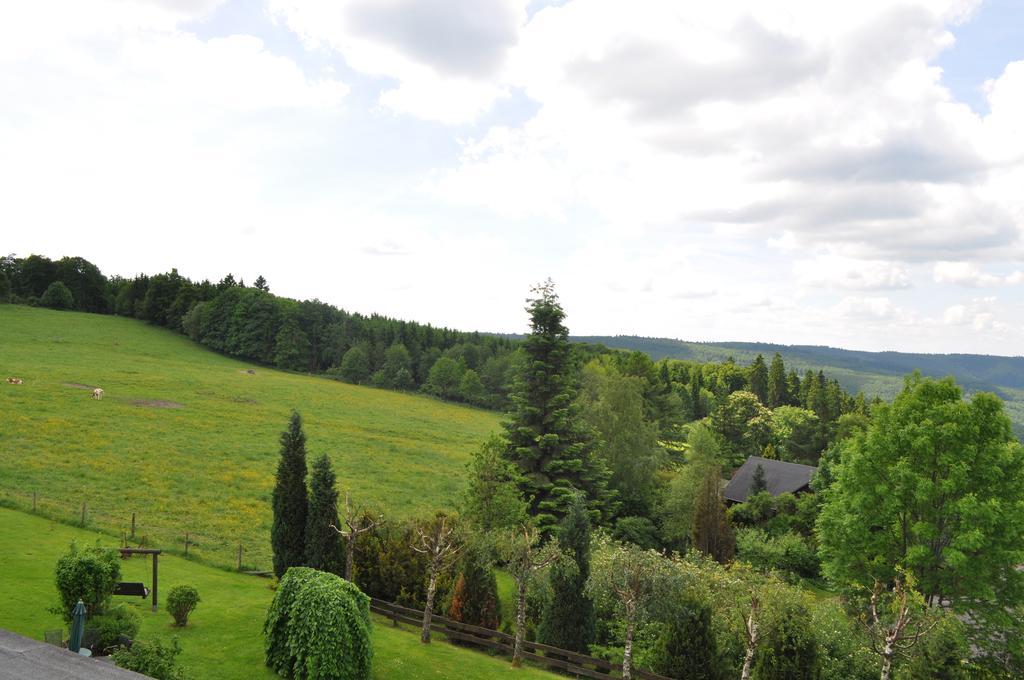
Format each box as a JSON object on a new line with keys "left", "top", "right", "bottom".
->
{"left": 740, "top": 611, "right": 758, "bottom": 680}
{"left": 512, "top": 578, "right": 527, "bottom": 667}
{"left": 622, "top": 606, "right": 636, "bottom": 680}
{"left": 421, "top": 569, "right": 438, "bottom": 644}
{"left": 879, "top": 641, "right": 895, "bottom": 680}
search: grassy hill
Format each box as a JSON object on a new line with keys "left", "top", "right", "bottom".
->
{"left": 0, "top": 305, "right": 501, "bottom": 570}
{"left": 0, "top": 507, "right": 555, "bottom": 680}
{"left": 572, "top": 335, "right": 1024, "bottom": 439}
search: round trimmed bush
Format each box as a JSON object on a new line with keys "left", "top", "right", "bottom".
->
{"left": 264, "top": 567, "right": 372, "bottom": 680}
{"left": 166, "top": 585, "right": 201, "bottom": 627}
{"left": 53, "top": 543, "right": 121, "bottom": 623}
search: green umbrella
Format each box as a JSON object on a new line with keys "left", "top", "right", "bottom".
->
{"left": 68, "top": 599, "right": 86, "bottom": 653}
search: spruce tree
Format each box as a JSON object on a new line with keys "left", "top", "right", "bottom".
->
{"left": 767, "top": 353, "right": 788, "bottom": 408}
{"left": 692, "top": 468, "right": 735, "bottom": 564}
{"left": 272, "top": 411, "right": 309, "bottom": 578}
{"left": 305, "top": 454, "right": 345, "bottom": 575}
{"left": 538, "top": 494, "right": 595, "bottom": 653}
{"left": 503, "top": 280, "right": 615, "bottom": 532}
{"left": 649, "top": 595, "right": 721, "bottom": 680}
{"left": 751, "top": 464, "right": 768, "bottom": 495}
{"left": 748, "top": 354, "right": 769, "bottom": 405}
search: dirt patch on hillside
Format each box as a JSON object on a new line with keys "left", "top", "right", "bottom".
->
{"left": 64, "top": 382, "right": 99, "bottom": 390}
{"left": 132, "top": 399, "right": 185, "bottom": 409}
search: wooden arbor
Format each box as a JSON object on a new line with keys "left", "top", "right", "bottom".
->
{"left": 118, "top": 548, "right": 162, "bottom": 612}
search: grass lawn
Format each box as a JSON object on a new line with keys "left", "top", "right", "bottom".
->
{"left": 0, "top": 305, "right": 501, "bottom": 570}
{"left": 0, "top": 507, "right": 556, "bottom": 680}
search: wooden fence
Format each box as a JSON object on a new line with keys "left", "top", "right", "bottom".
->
{"left": 369, "top": 598, "right": 672, "bottom": 680}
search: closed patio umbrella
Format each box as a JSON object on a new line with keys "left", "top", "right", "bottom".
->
{"left": 68, "top": 600, "right": 86, "bottom": 653}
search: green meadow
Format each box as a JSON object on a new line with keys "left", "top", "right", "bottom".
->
{"left": 0, "top": 507, "right": 555, "bottom": 680}
{"left": 0, "top": 305, "right": 501, "bottom": 570}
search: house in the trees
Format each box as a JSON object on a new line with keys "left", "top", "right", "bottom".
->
{"left": 723, "top": 456, "right": 817, "bottom": 504}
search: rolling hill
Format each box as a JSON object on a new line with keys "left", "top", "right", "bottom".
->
{"left": 0, "top": 305, "right": 501, "bottom": 571}
{"left": 572, "top": 335, "right": 1024, "bottom": 439}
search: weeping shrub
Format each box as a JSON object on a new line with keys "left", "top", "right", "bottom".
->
{"left": 263, "top": 567, "right": 372, "bottom": 680}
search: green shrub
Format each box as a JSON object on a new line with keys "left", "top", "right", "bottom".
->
{"left": 53, "top": 542, "right": 121, "bottom": 622}
{"left": 264, "top": 567, "right": 372, "bottom": 680}
{"left": 753, "top": 603, "right": 821, "bottom": 680}
{"left": 735, "top": 528, "right": 819, "bottom": 578}
{"left": 166, "top": 585, "right": 201, "bottom": 627}
{"left": 648, "top": 596, "right": 722, "bottom": 680}
{"left": 898, "top": 615, "right": 969, "bottom": 680}
{"left": 87, "top": 604, "right": 140, "bottom": 655}
{"left": 40, "top": 280, "right": 74, "bottom": 310}
{"left": 112, "top": 637, "right": 188, "bottom": 680}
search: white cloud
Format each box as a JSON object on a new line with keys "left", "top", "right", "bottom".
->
{"left": 795, "top": 255, "right": 911, "bottom": 290}
{"left": 269, "top": 0, "right": 527, "bottom": 123}
{"left": 933, "top": 261, "right": 1024, "bottom": 286}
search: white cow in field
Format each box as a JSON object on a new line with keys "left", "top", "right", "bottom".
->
{"left": 92, "top": 388, "right": 104, "bottom": 399}
{"left": 7, "top": 377, "right": 23, "bottom": 385}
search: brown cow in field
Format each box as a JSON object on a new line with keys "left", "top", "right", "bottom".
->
{"left": 92, "top": 388, "right": 104, "bottom": 399}
{"left": 6, "top": 377, "right": 23, "bottom": 385}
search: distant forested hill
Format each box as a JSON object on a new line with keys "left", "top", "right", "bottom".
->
{"left": 571, "top": 335, "right": 1024, "bottom": 440}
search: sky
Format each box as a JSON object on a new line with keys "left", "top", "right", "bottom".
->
{"left": 2, "top": 1, "right": 1023, "bottom": 355}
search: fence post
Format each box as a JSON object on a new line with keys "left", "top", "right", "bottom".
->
{"left": 184, "top": 533, "right": 190, "bottom": 557}
{"left": 237, "top": 544, "right": 243, "bottom": 571}
{"left": 131, "top": 513, "right": 135, "bottom": 540}
{"left": 80, "top": 502, "right": 86, "bottom": 527}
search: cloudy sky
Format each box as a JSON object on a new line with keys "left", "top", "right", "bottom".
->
{"left": 3, "top": 1, "right": 1024, "bottom": 354}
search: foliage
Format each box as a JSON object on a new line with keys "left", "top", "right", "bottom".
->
{"left": 612, "top": 516, "right": 660, "bottom": 550}
{"left": 752, "top": 603, "right": 821, "bottom": 680}
{"left": 112, "top": 637, "right": 188, "bottom": 680}
{"left": 305, "top": 455, "right": 344, "bottom": 575}
{"left": 648, "top": 595, "right": 721, "bottom": 680}
{"left": 87, "top": 604, "right": 141, "bottom": 654}
{"left": 53, "top": 542, "right": 120, "bottom": 623}
{"left": 461, "top": 435, "right": 529, "bottom": 533}
{"left": 166, "top": 585, "right": 201, "bottom": 627}
{"left": 447, "top": 541, "right": 501, "bottom": 632}
{"left": 692, "top": 468, "right": 735, "bottom": 564}
{"left": 272, "top": 411, "right": 309, "bottom": 579}
{"left": 503, "top": 280, "right": 615, "bottom": 532}
{"left": 539, "top": 494, "right": 595, "bottom": 653}
{"left": 711, "top": 391, "right": 770, "bottom": 462}
{"left": 264, "top": 567, "right": 372, "bottom": 680}
{"left": 40, "top": 280, "right": 74, "bottom": 310}
{"left": 769, "top": 407, "right": 822, "bottom": 463}
{"left": 897, "top": 614, "right": 970, "bottom": 680}
{"left": 578, "top": 361, "right": 666, "bottom": 517}
{"left": 352, "top": 520, "right": 434, "bottom": 608}
{"left": 657, "top": 424, "right": 723, "bottom": 551}
{"left": 750, "top": 464, "right": 767, "bottom": 495}
{"left": 817, "top": 375, "right": 1024, "bottom": 658}
{"left": 734, "top": 528, "right": 819, "bottom": 579}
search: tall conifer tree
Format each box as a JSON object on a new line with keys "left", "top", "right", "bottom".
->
{"left": 748, "top": 354, "right": 769, "bottom": 405}
{"left": 539, "top": 494, "right": 595, "bottom": 653}
{"left": 305, "top": 454, "right": 344, "bottom": 575}
{"left": 503, "top": 280, "right": 615, "bottom": 532}
{"left": 271, "top": 410, "right": 309, "bottom": 578}
{"left": 767, "top": 353, "right": 788, "bottom": 408}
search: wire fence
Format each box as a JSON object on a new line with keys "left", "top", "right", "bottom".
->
{"left": 0, "top": 485, "right": 272, "bottom": 574}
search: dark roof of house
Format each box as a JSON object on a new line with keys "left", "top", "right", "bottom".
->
{"left": 723, "top": 456, "right": 817, "bottom": 503}
{"left": 0, "top": 628, "right": 147, "bottom": 680}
